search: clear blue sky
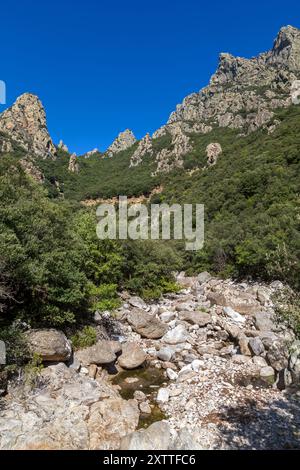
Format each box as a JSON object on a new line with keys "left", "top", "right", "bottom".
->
{"left": 0, "top": 0, "right": 299, "bottom": 154}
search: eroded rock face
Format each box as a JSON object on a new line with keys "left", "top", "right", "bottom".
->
{"left": 26, "top": 329, "right": 72, "bottom": 362}
{"left": 68, "top": 152, "right": 79, "bottom": 173}
{"left": 130, "top": 133, "right": 153, "bottom": 167}
{"left": 0, "top": 93, "right": 56, "bottom": 159}
{"left": 20, "top": 157, "right": 45, "bottom": 183}
{"left": 206, "top": 143, "right": 222, "bottom": 166}
{"left": 154, "top": 125, "right": 191, "bottom": 174}
{"left": 106, "top": 129, "right": 136, "bottom": 158}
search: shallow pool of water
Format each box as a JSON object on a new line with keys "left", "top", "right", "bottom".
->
{"left": 112, "top": 367, "right": 168, "bottom": 428}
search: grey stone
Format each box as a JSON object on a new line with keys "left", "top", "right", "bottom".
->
{"left": 249, "top": 337, "right": 265, "bottom": 356}
{"left": 120, "top": 421, "right": 170, "bottom": 450}
{"left": 118, "top": 342, "right": 146, "bottom": 369}
{"left": 26, "top": 329, "right": 72, "bottom": 362}
{"left": 127, "top": 309, "right": 168, "bottom": 339}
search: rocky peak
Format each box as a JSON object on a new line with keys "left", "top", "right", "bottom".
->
{"left": 0, "top": 93, "right": 56, "bottom": 159}
{"left": 268, "top": 25, "right": 300, "bottom": 71}
{"left": 106, "top": 129, "right": 136, "bottom": 158}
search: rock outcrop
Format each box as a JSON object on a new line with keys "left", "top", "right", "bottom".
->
{"left": 206, "top": 143, "right": 222, "bottom": 166}
{"left": 0, "top": 363, "right": 139, "bottom": 449}
{"left": 58, "top": 140, "right": 69, "bottom": 152}
{"left": 106, "top": 129, "right": 136, "bottom": 158}
{"left": 130, "top": 133, "right": 153, "bottom": 167}
{"left": 154, "top": 125, "right": 192, "bottom": 174}
{"left": 68, "top": 152, "right": 79, "bottom": 173}
{"left": 0, "top": 93, "right": 56, "bottom": 159}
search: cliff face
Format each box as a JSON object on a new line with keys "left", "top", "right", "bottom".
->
{"left": 0, "top": 93, "right": 56, "bottom": 159}
{"left": 153, "top": 26, "right": 300, "bottom": 141}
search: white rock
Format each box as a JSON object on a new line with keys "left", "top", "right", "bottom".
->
{"left": 223, "top": 306, "right": 246, "bottom": 324}
{"left": 166, "top": 369, "right": 178, "bottom": 380}
{"left": 162, "top": 325, "right": 189, "bottom": 345}
{"left": 156, "top": 388, "right": 170, "bottom": 404}
{"left": 191, "top": 360, "right": 204, "bottom": 372}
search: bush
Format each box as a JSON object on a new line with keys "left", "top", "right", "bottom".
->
{"left": 71, "top": 326, "right": 97, "bottom": 350}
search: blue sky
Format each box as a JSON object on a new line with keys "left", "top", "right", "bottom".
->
{"left": 0, "top": 0, "right": 299, "bottom": 154}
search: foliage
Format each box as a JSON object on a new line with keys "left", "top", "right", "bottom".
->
{"left": 70, "top": 325, "right": 97, "bottom": 350}
{"left": 24, "top": 353, "right": 44, "bottom": 387}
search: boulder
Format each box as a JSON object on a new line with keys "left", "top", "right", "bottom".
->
{"left": 128, "top": 296, "right": 147, "bottom": 310}
{"left": 87, "top": 398, "right": 140, "bottom": 449}
{"left": 118, "top": 343, "right": 146, "bottom": 369}
{"left": 139, "top": 402, "right": 152, "bottom": 414}
{"left": 254, "top": 312, "right": 275, "bottom": 331}
{"left": 127, "top": 309, "right": 168, "bottom": 339}
{"left": 260, "top": 366, "right": 275, "bottom": 384}
{"left": 120, "top": 421, "right": 171, "bottom": 450}
{"left": 179, "top": 311, "right": 211, "bottom": 327}
{"left": 75, "top": 340, "right": 117, "bottom": 366}
{"left": 266, "top": 341, "right": 289, "bottom": 371}
{"left": 26, "top": 329, "right": 72, "bottom": 362}
{"left": 162, "top": 325, "right": 189, "bottom": 345}
{"left": 248, "top": 337, "right": 265, "bottom": 356}
{"left": 157, "top": 346, "right": 175, "bottom": 362}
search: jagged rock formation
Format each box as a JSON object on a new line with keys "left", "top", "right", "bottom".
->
{"left": 106, "top": 129, "right": 136, "bottom": 158}
{"left": 206, "top": 143, "right": 222, "bottom": 166}
{"left": 58, "top": 140, "right": 69, "bottom": 152}
{"left": 84, "top": 148, "right": 100, "bottom": 158}
{"left": 130, "top": 133, "right": 153, "bottom": 167}
{"left": 153, "top": 26, "right": 300, "bottom": 140}
{"left": 68, "top": 153, "right": 79, "bottom": 173}
{"left": 0, "top": 93, "right": 56, "bottom": 159}
{"left": 154, "top": 125, "right": 192, "bottom": 174}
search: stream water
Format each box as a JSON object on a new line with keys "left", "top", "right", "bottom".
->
{"left": 112, "top": 367, "right": 168, "bottom": 428}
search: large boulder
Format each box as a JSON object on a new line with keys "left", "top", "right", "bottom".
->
{"left": 120, "top": 421, "right": 171, "bottom": 450}
{"left": 26, "top": 329, "right": 72, "bottom": 362}
{"left": 118, "top": 343, "right": 146, "bottom": 369}
{"left": 127, "top": 309, "right": 168, "bottom": 339}
{"left": 179, "top": 311, "right": 211, "bottom": 327}
{"left": 75, "top": 340, "right": 119, "bottom": 366}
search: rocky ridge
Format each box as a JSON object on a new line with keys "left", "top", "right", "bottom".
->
{"left": 159, "top": 26, "right": 300, "bottom": 138}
